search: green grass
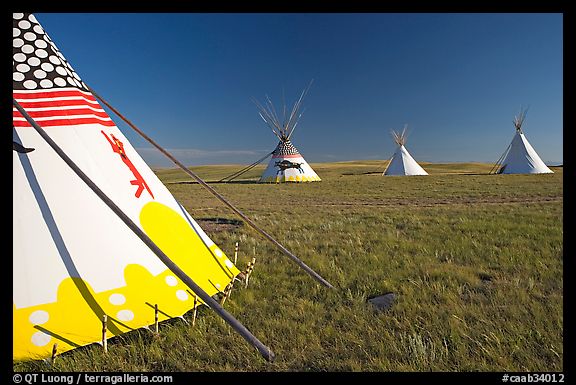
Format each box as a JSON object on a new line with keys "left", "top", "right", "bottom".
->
{"left": 14, "top": 162, "right": 563, "bottom": 372}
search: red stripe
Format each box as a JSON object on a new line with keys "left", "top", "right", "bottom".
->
{"left": 13, "top": 117, "right": 116, "bottom": 128}
{"left": 15, "top": 98, "right": 101, "bottom": 109}
{"left": 13, "top": 89, "right": 97, "bottom": 101}
{"left": 272, "top": 154, "right": 302, "bottom": 158}
{"left": 13, "top": 108, "right": 110, "bottom": 119}
{"left": 13, "top": 88, "right": 115, "bottom": 128}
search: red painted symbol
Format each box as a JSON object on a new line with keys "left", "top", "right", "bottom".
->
{"left": 101, "top": 130, "right": 154, "bottom": 199}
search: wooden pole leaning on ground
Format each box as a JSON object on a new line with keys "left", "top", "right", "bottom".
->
{"left": 489, "top": 142, "right": 512, "bottom": 175}
{"left": 14, "top": 99, "right": 275, "bottom": 362}
{"left": 87, "top": 86, "right": 334, "bottom": 291}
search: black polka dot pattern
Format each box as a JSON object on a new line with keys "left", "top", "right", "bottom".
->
{"left": 13, "top": 13, "right": 88, "bottom": 91}
{"left": 272, "top": 140, "right": 300, "bottom": 156}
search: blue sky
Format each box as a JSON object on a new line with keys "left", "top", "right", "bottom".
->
{"left": 34, "top": 13, "right": 563, "bottom": 167}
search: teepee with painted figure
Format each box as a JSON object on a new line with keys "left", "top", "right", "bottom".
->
{"left": 383, "top": 125, "right": 428, "bottom": 176}
{"left": 491, "top": 107, "right": 553, "bottom": 175}
{"left": 255, "top": 82, "right": 321, "bottom": 183}
{"left": 12, "top": 13, "right": 254, "bottom": 361}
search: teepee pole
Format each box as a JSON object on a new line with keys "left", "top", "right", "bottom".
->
{"left": 87, "top": 87, "right": 335, "bottom": 290}
{"left": 381, "top": 153, "right": 394, "bottom": 176}
{"left": 13, "top": 99, "right": 275, "bottom": 362}
{"left": 382, "top": 130, "right": 398, "bottom": 175}
{"left": 489, "top": 142, "right": 511, "bottom": 175}
{"left": 217, "top": 151, "right": 273, "bottom": 183}
{"left": 254, "top": 101, "right": 282, "bottom": 139}
{"left": 286, "top": 80, "right": 313, "bottom": 139}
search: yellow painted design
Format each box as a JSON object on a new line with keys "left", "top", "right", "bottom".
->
{"left": 259, "top": 174, "right": 321, "bottom": 183}
{"left": 139, "top": 201, "right": 240, "bottom": 292}
{"left": 13, "top": 201, "right": 239, "bottom": 361}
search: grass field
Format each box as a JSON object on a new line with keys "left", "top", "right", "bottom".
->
{"left": 14, "top": 161, "right": 563, "bottom": 373}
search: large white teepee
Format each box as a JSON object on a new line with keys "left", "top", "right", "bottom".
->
{"left": 383, "top": 125, "right": 428, "bottom": 176}
{"left": 495, "top": 108, "right": 553, "bottom": 174}
{"left": 13, "top": 13, "right": 242, "bottom": 361}
{"left": 255, "top": 84, "right": 321, "bottom": 183}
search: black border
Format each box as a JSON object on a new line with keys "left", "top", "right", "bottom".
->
{"left": 8, "top": 4, "right": 570, "bottom": 383}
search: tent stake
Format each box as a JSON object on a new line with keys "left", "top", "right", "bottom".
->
{"left": 154, "top": 304, "right": 159, "bottom": 334}
{"left": 220, "top": 282, "right": 233, "bottom": 306}
{"left": 245, "top": 257, "right": 256, "bottom": 288}
{"left": 51, "top": 343, "right": 58, "bottom": 365}
{"left": 102, "top": 315, "right": 108, "bottom": 353}
{"left": 87, "top": 86, "right": 334, "bottom": 290}
{"left": 14, "top": 99, "right": 275, "bottom": 362}
{"left": 234, "top": 241, "right": 239, "bottom": 265}
{"left": 192, "top": 295, "right": 198, "bottom": 327}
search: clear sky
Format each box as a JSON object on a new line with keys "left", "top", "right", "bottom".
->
{"left": 33, "top": 12, "right": 563, "bottom": 167}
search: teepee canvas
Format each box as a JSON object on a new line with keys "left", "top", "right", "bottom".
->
{"left": 255, "top": 84, "right": 321, "bottom": 183}
{"left": 383, "top": 125, "right": 428, "bottom": 176}
{"left": 495, "top": 108, "right": 553, "bottom": 174}
{"left": 13, "top": 13, "right": 242, "bottom": 361}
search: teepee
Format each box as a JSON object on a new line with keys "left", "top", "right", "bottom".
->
{"left": 255, "top": 83, "right": 321, "bottom": 183}
{"left": 493, "top": 107, "right": 553, "bottom": 174}
{"left": 12, "top": 13, "right": 245, "bottom": 361}
{"left": 383, "top": 125, "right": 428, "bottom": 176}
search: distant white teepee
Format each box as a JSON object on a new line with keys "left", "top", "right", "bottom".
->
{"left": 495, "top": 107, "right": 553, "bottom": 174}
{"left": 383, "top": 125, "right": 428, "bottom": 176}
{"left": 255, "top": 82, "right": 321, "bottom": 183}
